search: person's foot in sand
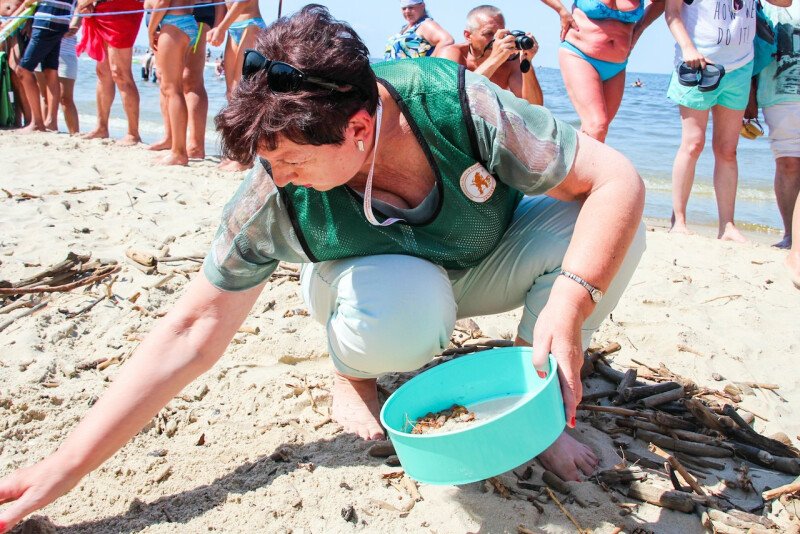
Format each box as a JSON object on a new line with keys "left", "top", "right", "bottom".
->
{"left": 331, "top": 372, "right": 384, "bottom": 440}
{"left": 719, "top": 222, "right": 748, "bottom": 243}
{"left": 669, "top": 213, "right": 692, "bottom": 235}
{"left": 117, "top": 134, "right": 142, "bottom": 147}
{"left": 19, "top": 123, "right": 46, "bottom": 134}
{"left": 187, "top": 146, "right": 205, "bottom": 160}
{"left": 82, "top": 127, "right": 110, "bottom": 140}
{"left": 773, "top": 235, "right": 791, "bottom": 249}
{"left": 218, "top": 158, "right": 251, "bottom": 172}
{"left": 156, "top": 152, "right": 189, "bottom": 166}
{"left": 148, "top": 138, "right": 172, "bottom": 151}
{"left": 537, "top": 431, "right": 599, "bottom": 481}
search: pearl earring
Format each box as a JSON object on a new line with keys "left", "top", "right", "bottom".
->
{"left": 357, "top": 140, "right": 365, "bottom": 152}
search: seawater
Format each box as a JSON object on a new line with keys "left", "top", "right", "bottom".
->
{"left": 70, "top": 59, "right": 782, "bottom": 230}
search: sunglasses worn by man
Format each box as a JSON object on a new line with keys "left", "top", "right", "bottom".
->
{"left": 242, "top": 49, "right": 364, "bottom": 95}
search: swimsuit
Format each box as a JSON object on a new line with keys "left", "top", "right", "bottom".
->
{"left": 227, "top": 17, "right": 266, "bottom": 46}
{"left": 161, "top": 13, "right": 199, "bottom": 45}
{"left": 384, "top": 15, "right": 435, "bottom": 60}
{"left": 561, "top": 0, "right": 644, "bottom": 81}
{"left": 191, "top": 4, "right": 215, "bottom": 52}
{"left": 560, "top": 41, "right": 627, "bottom": 81}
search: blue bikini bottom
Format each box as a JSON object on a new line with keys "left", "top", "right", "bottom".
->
{"left": 161, "top": 14, "right": 199, "bottom": 45}
{"left": 560, "top": 41, "right": 627, "bottom": 82}
{"left": 227, "top": 17, "right": 267, "bottom": 46}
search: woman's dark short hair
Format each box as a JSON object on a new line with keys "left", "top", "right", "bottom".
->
{"left": 216, "top": 4, "right": 379, "bottom": 165}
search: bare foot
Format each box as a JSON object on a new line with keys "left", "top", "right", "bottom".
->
{"left": 719, "top": 223, "right": 748, "bottom": 243}
{"left": 155, "top": 152, "right": 189, "bottom": 166}
{"left": 117, "top": 134, "right": 142, "bottom": 146}
{"left": 773, "top": 236, "right": 792, "bottom": 250}
{"left": 669, "top": 222, "right": 692, "bottom": 235}
{"left": 187, "top": 147, "right": 205, "bottom": 159}
{"left": 19, "top": 123, "right": 46, "bottom": 134}
{"left": 537, "top": 431, "right": 599, "bottom": 482}
{"left": 148, "top": 138, "right": 172, "bottom": 151}
{"left": 218, "top": 158, "right": 251, "bottom": 172}
{"left": 787, "top": 252, "right": 800, "bottom": 289}
{"left": 331, "top": 372, "right": 384, "bottom": 440}
{"left": 81, "top": 127, "right": 109, "bottom": 140}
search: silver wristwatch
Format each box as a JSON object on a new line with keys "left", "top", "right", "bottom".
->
{"left": 559, "top": 269, "right": 603, "bottom": 303}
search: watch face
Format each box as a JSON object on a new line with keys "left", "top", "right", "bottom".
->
{"left": 591, "top": 289, "right": 603, "bottom": 303}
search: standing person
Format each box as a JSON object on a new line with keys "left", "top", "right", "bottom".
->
{"left": 757, "top": 0, "right": 800, "bottom": 251}
{"left": 384, "top": 0, "right": 454, "bottom": 60}
{"left": 541, "top": 0, "right": 664, "bottom": 142}
{"left": 665, "top": 0, "right": 791, "bottom": 241}
{"left": 205, "top": 0, "right": 264, "bottom": 170}
{"left": 76, "top": 0, "right": 144, "bottom": 145}
{"left": 0, "top": 9, "right": 646, "bottom": 526}
{"left": 14, "top": 0, "right": 75, "bottom": 132}
{"left": 34, "top": 16, "right": 80, "bottom": 134}
{"left": 0, "top": 0, "right": 33, "bottom": 127}
{"left": 147, "top": 0, "right": 198, "bottom": 165}
{"left": 149, "top": 1, "right": 220, "bottom": 159}
{"left": 438, "top": 5, "right": 543, "bottom": 106}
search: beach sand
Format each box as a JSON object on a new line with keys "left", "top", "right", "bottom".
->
{"left": 1, "top": 131, "right": 799, "bottom": 533}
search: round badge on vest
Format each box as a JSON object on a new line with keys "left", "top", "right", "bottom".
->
{"left": 460, "top": 163, "right": 497, "bottom": 203}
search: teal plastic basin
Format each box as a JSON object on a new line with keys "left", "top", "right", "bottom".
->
{"left": 380, "top": 347, "right": 565, "bottom": 485}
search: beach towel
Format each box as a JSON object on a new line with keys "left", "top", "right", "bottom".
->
{"left": 76, "top": 0, "right": 144, "bottom": 61}
{"left": 0, "top": 51, "right": 14, "bottom": 128}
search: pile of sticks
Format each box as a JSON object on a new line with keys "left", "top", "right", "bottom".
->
{"left": 579, "top": 342, "right": 800, "bottom": 531}
{"left": 0, "top": 252, "right": 119, "bottom": 299}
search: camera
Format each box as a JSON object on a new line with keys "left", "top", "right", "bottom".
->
{"left": 510, "top": 30, "right": 535, "bottom": 51}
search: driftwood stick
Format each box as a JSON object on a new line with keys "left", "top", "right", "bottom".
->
{"left": 639, "top": 385, "right": 685, "bottom": 408}
{"left": 619, "top": 450, "right": 662, "bottom": 470}
{"left": 731, "top": 442, "right": 800, "bottom": 475}
{"left": 613, "top": 369, "right": 638, "bottom": 406}
{"left": 0, "top": 297, "right": 40, "bottom": 315}
{"left": 674, "top": 453, "right": 724, "bottom": 471}
{"left": 625, "top": 481, "right": 695, "bottom": 513}
{"left": 721, "top": 404, "right": 799, "bottom": 459}
{"left": 582, "top": 389, "right": 617, "bottom": 402}
{"left": 623, "top": 382, "right": 683, "bottom": 402}
{"left": 577, "top": 404, "right": 639, "bottom": 417}
{"left": 544, "top": 488, "right": 587, "bottom": 533}
{"left": 0, "top": 301, "right": 48, "bottom": 333}
{"left": 723, "top": 510, "right": 777, "bottom": 529}
{"left": 649, "top": 411, "right": 696, "bottom": 431}
{"left": 542, "top": 470, "right": 570, "bottom": 494}
{"left": 685, "top": 398, "right": 727, "bottom": 433}
{"left": 64, "top": 294, "right": 106, "bottom": 319}
{"left": 9, "top": 252, "right": 90, "bottom": 288}
{"left": 616, "top": 419, "right": 723, "bottom": 446}
{"left": 648, "top": 444, "right": 706, "bottom": 496}
{"left": 705, "top": 508, "right": 774, "bottom": 532}
{"left": 0, "top": 266, "right": 120, "bottom": 295}
{"left": 635, "top": 429, "right": 733, "bottom": 458}
{"left": 762, "top": 476, "right": 800, "bottom": 500}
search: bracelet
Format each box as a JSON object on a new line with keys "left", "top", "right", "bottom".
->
{"left": 559, "top": 269, "right": 603, "bottom": 303}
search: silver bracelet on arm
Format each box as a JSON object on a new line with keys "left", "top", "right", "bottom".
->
{"left": 559, "top": 269, "right": 603, "bottom": 303}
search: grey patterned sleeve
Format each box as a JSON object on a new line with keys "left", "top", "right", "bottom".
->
{"left": 464, "top": 70, "right": 578, "bottom": 195}
{"left": 203, "top": 162, "right": 310, "bottom": 291}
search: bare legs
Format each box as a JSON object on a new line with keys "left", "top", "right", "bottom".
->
{"left": 711, "top": 105, "right": 747, "bottom": 242}
{"left": 558, "top": 48, "right": 626, "bottom": 142}
{"left": 218, "top": 25, "right": 259, "bottom": 171}
{"left": 15, "top": 66, "right": 57, "bottom": 132}
{"left": 671, "top": 106, "right": 708, "bottom": 234}
{"left": 155, "top": 25, "right": 190, "bottom": 166}
{"left": 59, "top": 78, "right": 79, "bottom": 134}
{"left": 184, "top": 24, "right": 209, "bottom": 159}
{"left": 84, "top": 45, "right": 141, "bottom": 144}
{"left": 774, "top": 157, "right": 800, "bottom": 249}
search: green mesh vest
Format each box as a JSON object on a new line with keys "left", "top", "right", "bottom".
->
{"left": 278, "top": 58, "right": 523, "bottom": 270}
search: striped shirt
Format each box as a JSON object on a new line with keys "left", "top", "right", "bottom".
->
{"left": 33, "top": 0, "right": 76, "bottom": 32}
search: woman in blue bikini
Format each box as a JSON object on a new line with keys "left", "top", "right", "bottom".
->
{"left": 541, "top": 0, "right": 664, "bottom": 142}
{"left": 206, "top": 0, "right": 265, "bottom": 170}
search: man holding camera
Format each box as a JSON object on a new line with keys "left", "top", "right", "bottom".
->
{"left": 437, "top": 5, "right": 543, "bottom": 106}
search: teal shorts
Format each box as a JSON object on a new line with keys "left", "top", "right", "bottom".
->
{"left": 667, "top": 60, "right": 754, "bottom": 111}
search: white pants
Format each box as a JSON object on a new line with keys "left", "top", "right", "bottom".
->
{"left": 301, "top": 196, "right": 646, "bottom": 378}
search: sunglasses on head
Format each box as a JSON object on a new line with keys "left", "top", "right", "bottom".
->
{"left": 242, "top": 49, "right": 359, "bottom": 94}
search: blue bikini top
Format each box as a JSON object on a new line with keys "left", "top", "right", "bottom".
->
{"left": 574, "top": 0, "right": 645, "bottom": 24}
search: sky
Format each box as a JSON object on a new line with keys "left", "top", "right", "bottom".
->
{"left": 136, "top": 0, "right": 677, "bottom": 74}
